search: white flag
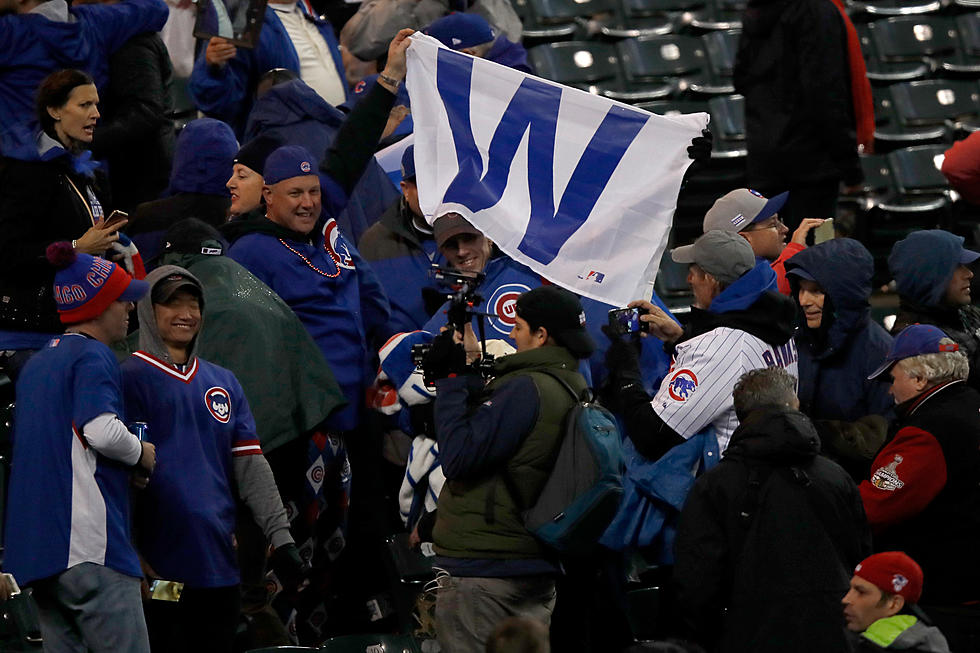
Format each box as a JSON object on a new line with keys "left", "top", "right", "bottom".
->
{"left": 405, "top": 32, "right": 708, "bottom": 307}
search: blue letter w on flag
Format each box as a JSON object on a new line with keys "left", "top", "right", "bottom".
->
{"left": 436, "top": 49, "right": 649, "bottom": 266}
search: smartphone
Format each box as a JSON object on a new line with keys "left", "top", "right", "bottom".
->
{"left": 103, "top": 210, "right": 129, "bottom": 231}
{"left": 813, "top": 218, "right": 835, "bottom": 244}
{"left": 608, "top": 307, "right": 646, "bottom": 334}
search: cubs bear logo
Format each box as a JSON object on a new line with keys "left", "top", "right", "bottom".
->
{"left": 667, "top": 369, "right": 698, "bottom": 401}
{"left": 322, "top": 219, "right": 355, "bottom": 270}
{"left": 204, "top": 386, "right": 231, "bottom": 423}
{"left": 486, "top": 283, "right": 531, "bottom": 335}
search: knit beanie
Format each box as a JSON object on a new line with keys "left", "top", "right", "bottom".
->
{"left": 47, "top": 242, "right": 148, "bottom": 324}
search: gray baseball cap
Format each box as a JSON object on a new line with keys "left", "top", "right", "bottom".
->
{"left": 671, "top": 230, "right": 755, "bottom": 285}
{"left": 703, "top": 189, "right": 789, "bottom": 233}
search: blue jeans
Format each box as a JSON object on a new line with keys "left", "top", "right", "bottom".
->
{"left": 31, "top": 562, "right": 149, "bottom": 653}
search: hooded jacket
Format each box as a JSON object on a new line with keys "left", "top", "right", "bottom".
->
{"left": 674, "top": 407, "right": 871, "bottom": 653}
{"left": 243, "top": 79, "right": 399, "bottom": 245}
{"left": 119, "top": 252, "right": 346, "bottom": 453}
{"left": 785, "top": 239, "right": 893, "bottom": 470}
{"left": 121, "top": 266, "right": 294, "bottom": 587}
{"left": 853, "top": 615, "right": 950, "bottom": 652}
{"left": 188, "top": 2, "right": 348, "bottom": 137}
{"left": 889, "top": 230, "right": 980, "bottom": 391}
{"left": 734, "top": 0, "right": 862, "bottom": 187}
{"left": 0, "top": 0, "right": 169, "bottom": 159}
{"left": 130, "top": 118, "right": 237, "bottom": 257}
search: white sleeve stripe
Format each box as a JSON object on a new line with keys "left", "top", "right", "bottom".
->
{"left": 232, "top": 444, "right": 263, "bottom": 454}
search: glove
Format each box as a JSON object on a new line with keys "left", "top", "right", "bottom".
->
{"left": 602, "top": 324, "right": 643, "bottom": 389}
{"left": 686, "top": 128, "right": 713, "bottom": 162}
{"left": 421, "top": 331, "right": 467, "bottom": 386}
{"left": 270, "top": 542, "right": 309, "bottom": 591}
{"left": 106, "top": 231, "right": 146, "bottom": 279}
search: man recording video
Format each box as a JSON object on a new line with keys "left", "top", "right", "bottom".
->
{"left": 420, "top": 285, "right": 594, "bottom": 653}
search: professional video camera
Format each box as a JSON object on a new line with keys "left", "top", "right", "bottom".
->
{"left": 412, "top": 265, "right": 497, "bottom": 385}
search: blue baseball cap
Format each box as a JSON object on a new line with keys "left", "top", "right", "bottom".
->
{"left": 424, "top": 12, "right": 495, "bottom": 50}
{"left": 263, "top": 145, "right": 317, "bottom": 185}
{"left": 401, "top": 145, "right": 416, "bottom": 180}
{"left": 868, "top": 324, "right": 960, "bottom": 379}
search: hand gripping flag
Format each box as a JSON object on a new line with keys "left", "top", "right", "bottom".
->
{"left": 406, "top": 33, "right": 708, "bottom": 307}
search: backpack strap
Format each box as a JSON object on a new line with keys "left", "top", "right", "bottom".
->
{"left": 483, "top": 369, "right": 585, "bottom": 526}
{"left": 534, "top": 368, "right": 591, "bottom": 403}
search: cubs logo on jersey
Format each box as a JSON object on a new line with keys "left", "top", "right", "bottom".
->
{"left": 486, "top": 283, "right": 531, "bottom": 335}
{"left": 667, "top": 369, "right": 698, "bottom": 401}
{"left": 205, "top": 386, "right": 231, "bottom": 423}
{"left": 322, "top": 219, "right": 355, "bottom": 270}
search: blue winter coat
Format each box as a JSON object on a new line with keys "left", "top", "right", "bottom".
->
{"left": 785, "top": 239, "right": 893, "bottom": 422}
{"left": 243, "top": 80, "right": 399, "bottom": 244}
{"left": 168, "top": 118, "right": 239, "bottom": 197}
{"left": 188, "top": 2, "right": 348, "bottom": 137}
{"left": 0, "top": 0, "right": 169, "bottom": 159}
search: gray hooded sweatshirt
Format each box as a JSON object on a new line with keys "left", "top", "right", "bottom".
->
{"left": 133, "top": 265, "right": 293, "bottom": 549}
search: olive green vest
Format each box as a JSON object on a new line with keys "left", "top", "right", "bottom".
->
{"left": 433, "top": 346, "right": 587, "bottom": 559}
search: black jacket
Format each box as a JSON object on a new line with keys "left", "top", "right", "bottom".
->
{"left": 734, "top": 0, "right": 862, "bottom": 187}
{"left": 673, "top": 406, "right": 872, "bottom": 653}
{"left": 0, "top": 155, "right": 108, "bottom": 333}
{"left": 90, "top": 32, "right": 175, "bottom": 213}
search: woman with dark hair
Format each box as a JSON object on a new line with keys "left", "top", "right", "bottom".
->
{"left": 0, "top": 69, "right": 124, "bottom": 375}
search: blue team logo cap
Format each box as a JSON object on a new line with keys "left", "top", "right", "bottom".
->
{"left": 263, "top": 145, "right": 317, "bottom": 185}
{"left": 868, "top": 324, "right": 959, "bottom": 379}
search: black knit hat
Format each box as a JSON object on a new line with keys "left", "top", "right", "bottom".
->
{"left": 234, "top": 133, "right": 285, "bottom": 175}
{"left": 515, "top": 286, "right": 595, "bottom": 359}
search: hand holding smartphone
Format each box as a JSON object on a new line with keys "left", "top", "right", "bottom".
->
{"left": 608, "top": 306, "right": 648, "bottom": 334}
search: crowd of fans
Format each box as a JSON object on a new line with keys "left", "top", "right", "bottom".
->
{"left": 1, "top": 0, "right": 979, "bottom": 651}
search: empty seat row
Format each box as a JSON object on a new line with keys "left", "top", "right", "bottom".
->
{"left": 512, "top": 0, "right": 744, "bottom": 43}
{"left": 874, "top": 78, "right": 980, "bottom": 147}
{"left": 861, "top": 13, "right": 980, "bottom": 83}
{"left": 528, "top": 31, "right": 738, "bottom": 102}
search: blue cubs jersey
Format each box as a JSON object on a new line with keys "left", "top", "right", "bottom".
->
{"left": 228, "top": 218, "right": 391, "bottom": 431}
{"left": 4, "top": 334, "right": 142, "bottom": 585}
{"left": 121, "top": 352, "right": 263, "bottom": 588}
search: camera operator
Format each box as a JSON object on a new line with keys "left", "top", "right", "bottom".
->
{"left": 604, "top": 230, "right": 799, "bottom": 460}
{"left": 420, "top": 285, "right": 594, "bottom": 653}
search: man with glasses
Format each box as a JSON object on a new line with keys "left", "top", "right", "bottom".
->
{"left": 698, "top": 189, "right": 829, "bottom": 295}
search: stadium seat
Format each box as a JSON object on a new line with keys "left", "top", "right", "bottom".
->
{"left": 889, "top": 144, "right": 950, "bottom": 194}
{"left": 527, "top": 41, "right": 629, "bottom": 95}
{"left": 697, "top": 29, "right": 739, "bottom": 93}
{"left": 625, "top": 586, "right": 664, "bottom": 641}
{"left": 890, "top": 79, "right": 980, "bottom": 132}
{"left": 615, "top": 35, "right": 708, "bottom": 98}
{"left": 706, "top": 93, "right": 747, "bottom": 158}
{"left": 688, "top": 0, "right": 743, "bottom": 31}
{"left": 319, "top": 634, "right": 422, "bottom": 653}
{"left": 383, "top": 534, "right": 434, "bottom": 635}
{"left": 511, "top": 0, "right": 580, "bottom": 44}
{"left": 598, "top": 0, "right": 675, "bottom": 38}
{"left": 847, "top": 0, "right": 941, "bottom": 18}
{"left": 873, "top": 83, "right": 949, "bottom": 148}
{"left": 246, "top": 648, "right": 318, "bottom": 652}
{"left": 859, "top": 21, "right": 933, "bottom": 83}
{"left": 867, "top": 16, "right": 980, "bottom": 77}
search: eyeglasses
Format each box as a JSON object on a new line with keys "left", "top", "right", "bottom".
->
{"left": 744, "top": 217, "right": 784, "bottom": 231}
